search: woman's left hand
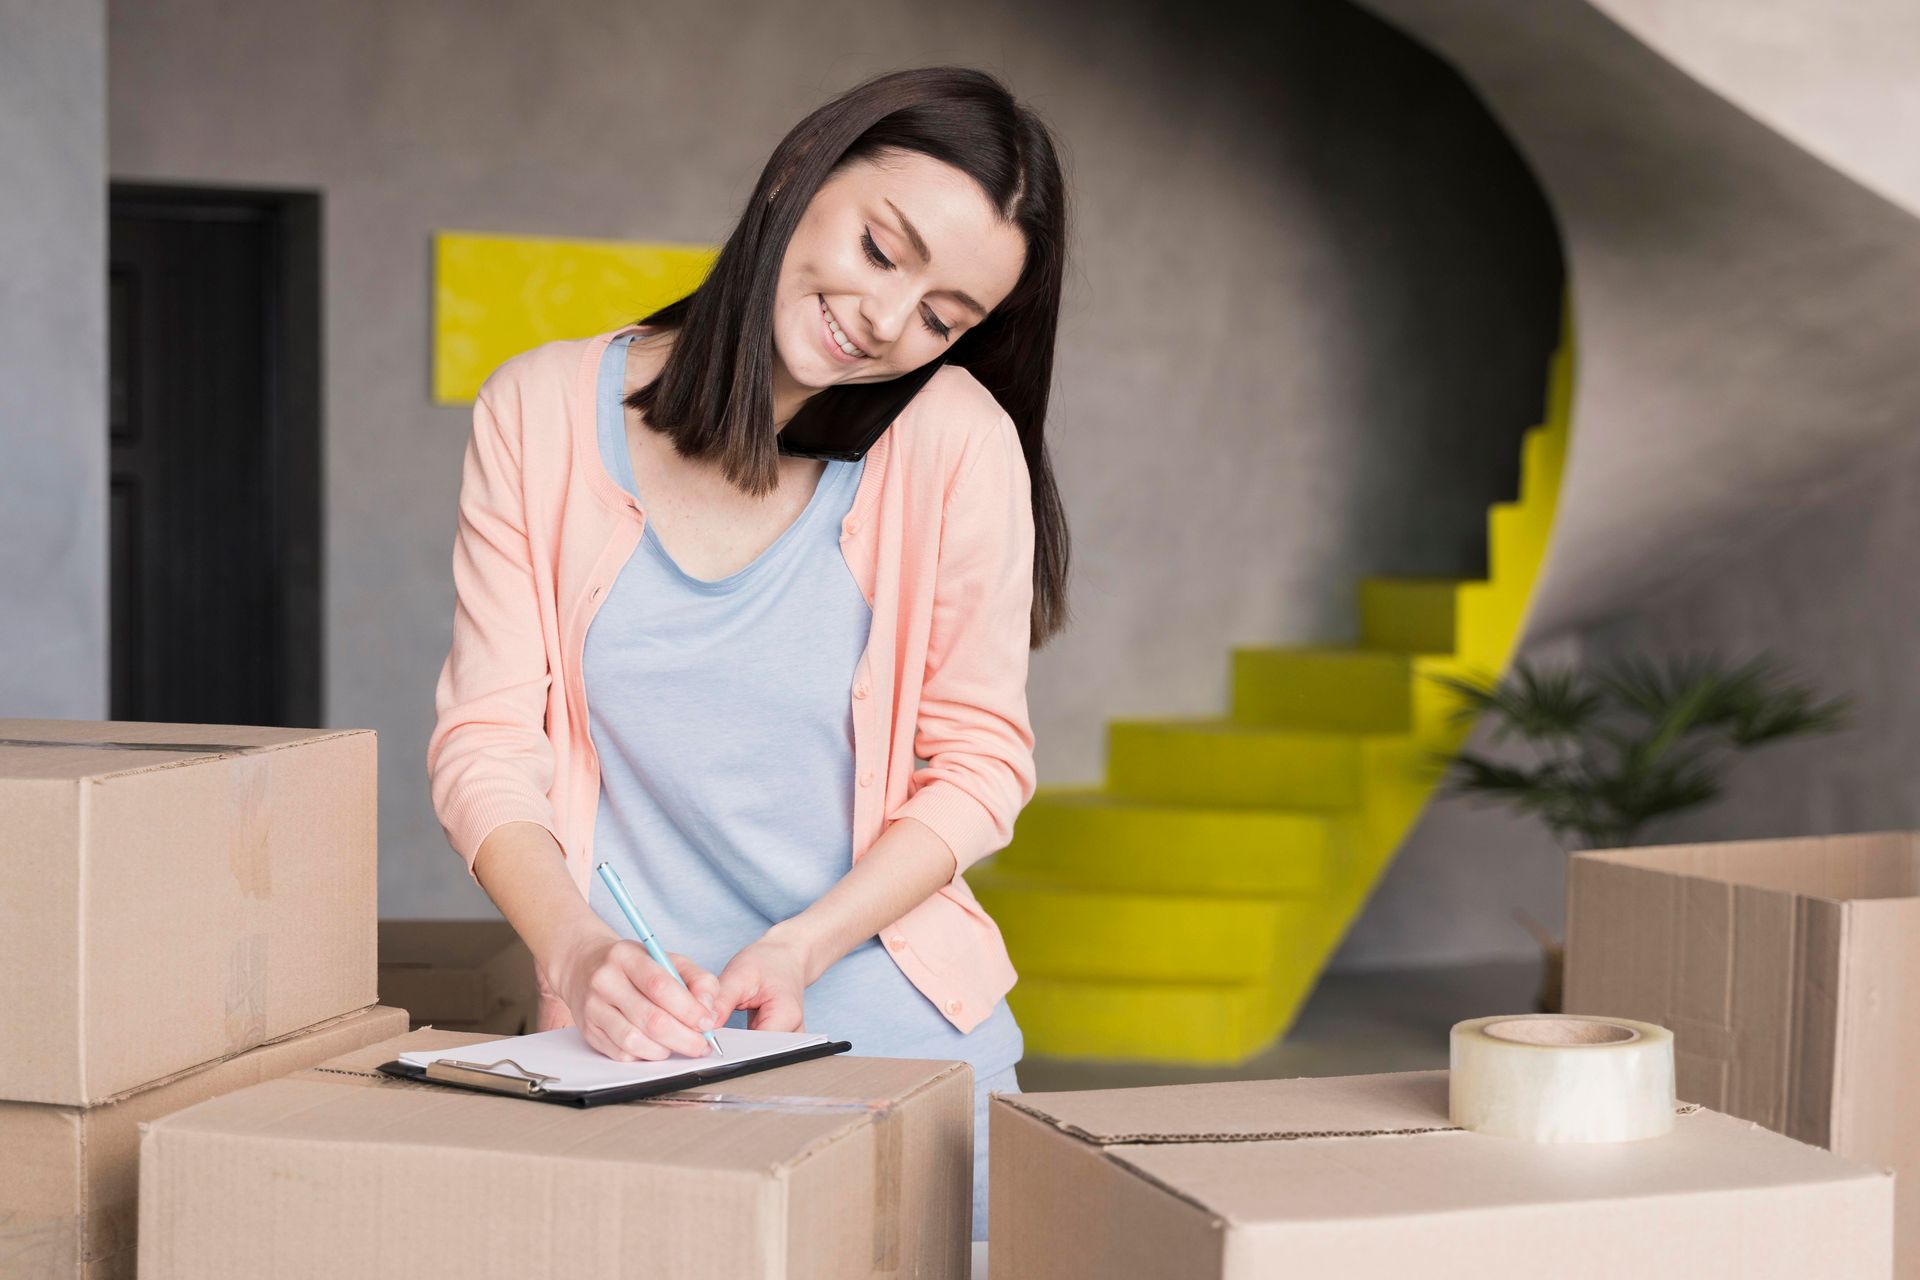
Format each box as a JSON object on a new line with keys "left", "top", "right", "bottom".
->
{"left": 712, "top": 932, "right": 812, "bottom": 1032}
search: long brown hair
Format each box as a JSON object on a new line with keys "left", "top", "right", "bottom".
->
{"left": 627, "top": 65, "right": 1073, "bottom": 649}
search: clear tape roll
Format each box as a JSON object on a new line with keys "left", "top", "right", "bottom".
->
{"left": 1449, "top": 1013, "right": 1676, "bottom": 1143}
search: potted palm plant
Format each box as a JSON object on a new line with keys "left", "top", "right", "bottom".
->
{"left": 1433, "top": 654, "right": 1851, "bottom": 1011}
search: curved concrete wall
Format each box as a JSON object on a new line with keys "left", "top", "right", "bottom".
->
{"left": 1337, "top": 0, "right": 1920, "bottom": 971}
{"left": 1358, "top": 0, "right": 1920, "bottom": 638}
{"left": 1592, "top": 0, "right": 1920, "bottom": 220}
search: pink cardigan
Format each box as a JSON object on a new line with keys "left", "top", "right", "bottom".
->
{"left": 427, "top": 325, "right": 1038, "bottom": 1034}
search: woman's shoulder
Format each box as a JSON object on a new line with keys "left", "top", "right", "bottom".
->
{"left": 466, "top": 333, "right": 612, "bottom": 466}
{"left": 474, "top": 334, "right": 603, "bottom": 414}
{"left": 897, "top": 362, "right": 1020, "bottom": 485}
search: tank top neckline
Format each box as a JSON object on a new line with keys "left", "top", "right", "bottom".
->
{"left": 599, "top": 331, "right": 858, "bottom": 593}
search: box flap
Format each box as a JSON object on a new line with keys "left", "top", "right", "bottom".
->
{"left": 1575, "top": 832, "right": 1920, "bottom": 902}
{"left": 1004, "top": 1071, "right": 1887, "bottom": 1229}
{"left": 1000, "top": 1070, "right": 1457, "bottom": 1145}
{"left": 0, "top": 719, "right": 370, "bottom": 782}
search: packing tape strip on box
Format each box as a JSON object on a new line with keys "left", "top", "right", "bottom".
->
{"left": 1450, "top": 1013, "right": 1677, "bottom": 1143}
{"left": 0, "top": 737, "right": 261, "bottom": 754}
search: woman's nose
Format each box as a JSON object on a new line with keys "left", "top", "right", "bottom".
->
{"left": 859, "top": 291, "right": 914, "bottom": 346}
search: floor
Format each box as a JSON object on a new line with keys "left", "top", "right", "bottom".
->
{"left": 972, "top": 958, "right": 1546, "bottom": 1277}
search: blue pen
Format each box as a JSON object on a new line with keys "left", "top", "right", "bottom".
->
{"left": 594, "top": 861, "right": 724, "bottom": 1057}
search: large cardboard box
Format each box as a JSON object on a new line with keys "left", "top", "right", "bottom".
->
{"left": 0, "top": 719, "right": 379, "bottom": 1105}
{"left": 1566, "top": 831, "right": 1920, "bottom": 1276}
{"left": 138, "top": 1030, "right": 973, "bottom": 1279}
{"left": 0, "top": 1004, "right": 406, "bottom": 1279}
{"left": 991, "top": 1070, "right": 1892, "bottom": 1278}
{"left": 377, "top": 919, "right": 539, "bottom": 1034}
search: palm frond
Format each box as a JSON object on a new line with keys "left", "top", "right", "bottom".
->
{"left": 1436, "top": 651, "right": 1848, "bottom": 849}
{"left": 1430, "top": 661, "right": 1603, "bottom": 744}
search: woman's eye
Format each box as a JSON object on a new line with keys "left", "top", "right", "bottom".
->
{"left": 861, "top": 226, "right": 952, "bottom": 341}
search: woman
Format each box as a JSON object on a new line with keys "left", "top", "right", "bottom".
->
{"left": 425, "top": 65, "right": 1071, "bottom": 1241}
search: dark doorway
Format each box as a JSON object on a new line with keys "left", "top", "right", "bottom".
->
{"left": 109, "top": 183, "right": 322, "bottom": 728}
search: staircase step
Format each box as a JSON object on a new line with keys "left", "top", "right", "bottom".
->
{"left": 990, "top": 786, "right": 1349, "bottom": 895}
{"left": 1357, "top": 579, "right": 1462, "bottom": 654}
{"left": 1007, "top": 976, "right": 1293, "bottom": 1064}
{"left": 1107, "top": 718, "right": 1366, "bottom": 809}
{"left": 1230, "top": 647, "right": 1415, "bottom": 732}
{"left": 969, "top": 869, "right": 1320, "bottom": 983}
{"left": 1489, "top": 500, "right": 1553, "bottom": 586}
{"left": 1519, "top": 421, "right": 1566, "bottom": 509}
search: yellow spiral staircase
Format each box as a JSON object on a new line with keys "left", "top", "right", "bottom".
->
{"left": 969, "top": 307, "right": 1575, "bottom": 1063}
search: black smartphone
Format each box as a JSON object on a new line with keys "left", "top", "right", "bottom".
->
{"left": 776, "top": 354, "right": 948, "bottom": 461}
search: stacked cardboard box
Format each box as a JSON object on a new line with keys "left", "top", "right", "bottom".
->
{"left": 0, "top": 1005, "right": 407, "bottom": 1276}
{"left": 377, "top": 918, "right": 539, "bottom": 1034}
{"left": 138, "top": 1029, "right": 975, "bottom": 1279}
{"left": 1566, "top": 831, "right": 1920, "bottom": 1278}
{"left": 0, "top": 720, "right": 391, "bottom": 1277}
{"left": 991, "top": 1071, "right": 1893, "bottom": 1278}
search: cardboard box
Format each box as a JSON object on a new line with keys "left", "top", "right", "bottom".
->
{"left": 0, "top": 1004, "right": 406, "bottom": 1279}
{"left": 991, "top": 1070, "right": 1892, "bottom": 1278}
{"left": 377, "top": 919, "right": 539, "bottom": 1034}
{"left": 1566, "top": 831, "right": 1920, "bottom": 1276}
{"left": 138, "top": 1030, "right": 973, "bottom": 1279}
{"left": 0, "top": 719, "right": 378, "bottom": 1105}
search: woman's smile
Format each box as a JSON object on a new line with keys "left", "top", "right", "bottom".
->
{"left": 818, "top": 295, "right": 873, "bottom": 363}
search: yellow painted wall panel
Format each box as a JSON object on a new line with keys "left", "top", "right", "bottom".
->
{"left": 433, "top": 230, "right": 717, "bottom": 404}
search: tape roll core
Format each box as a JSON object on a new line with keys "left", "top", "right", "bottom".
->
{"left": 1451, "top": 1013, "right": 1676, "bottom": 1144}
{"left": 1482, "top": 1017, "right": 1638, "bottom": 1046}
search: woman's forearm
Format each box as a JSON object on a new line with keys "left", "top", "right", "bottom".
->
{"left": 470, "top": 820, "right": 614, "bottom": 987}
{"left": 764, "top": 816, "right": 960, "bottom": 984}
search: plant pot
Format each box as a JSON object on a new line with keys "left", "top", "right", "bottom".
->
{"left": 1534, "top": 942, "right": 1564, "bottom": 1014}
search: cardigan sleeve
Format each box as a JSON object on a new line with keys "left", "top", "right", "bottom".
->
{"left": 890, "top": 409, "right": 1040, "bottom": 876}
{"left": 425, "top": 384, "right": 565, "bottom": 882}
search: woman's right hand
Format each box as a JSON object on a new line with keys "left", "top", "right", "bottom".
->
{"left": 552, "top": 931, "right": 722, "bottom": 1062}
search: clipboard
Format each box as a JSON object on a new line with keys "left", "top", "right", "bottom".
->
{"left": 375, "top": 1038, "right": 852, "bottom": 1108}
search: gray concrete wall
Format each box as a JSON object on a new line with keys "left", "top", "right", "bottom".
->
{"left": 1564, "top": 0, "right": 1920, "bottom": 852}
{"left": 107, "top": 0, "right": 1562, "bottom": 923}
{"left": 1361, "top": 0, "right": 1920, "bottom": 642}
{"left": 1581, "top": 430, "right": 1920, "bottom": 846}
{"left": 1, "top": 0, "right": 107, "bottom": 718}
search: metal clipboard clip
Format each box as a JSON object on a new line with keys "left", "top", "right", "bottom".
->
{"left": 423, "top": 1057, "right": 562, "bottom": 1096}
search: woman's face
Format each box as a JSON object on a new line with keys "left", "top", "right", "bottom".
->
{"left": 771, "top": 150, "right": 1028, "bottom": 399}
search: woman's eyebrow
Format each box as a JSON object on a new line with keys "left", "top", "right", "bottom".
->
{"left": 883, "top": 198, "right": 988, "bottom": 317}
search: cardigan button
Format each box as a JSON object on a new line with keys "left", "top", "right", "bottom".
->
{"left": 844, "top": 519, "right": 859, "bottom": 535}
{"left": 853, "top": 683, "right": 869, "bottom": 700}
{"left": 858, "top": 769, "right": 874, "bottom": 788}
{"left": 945, "top": 999, "right": 964, "bottom": 1016}
{"left": 888, "top": 935, "right": 907, "bottom": 951}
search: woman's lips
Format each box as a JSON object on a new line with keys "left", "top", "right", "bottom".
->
{"left": 819, "top": 296, "right": 869, "bottom": 362}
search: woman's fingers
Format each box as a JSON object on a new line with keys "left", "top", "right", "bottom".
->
{"left": 712, "top": 961, "right": 755, "bottom": 1020}
{"left": 597, "top": 946, "right": 713, "bottom": 1058}
{"left": 615, "top": 943, "right": 717, "bottom": 1033}
{"left": 746, "top": 986, "right": 805, "bottom": 1033}
{"left": 583, "top": 1010, "right": 663, "bottom": 1063}
{"left": 668, "top": 951, "right": 723, "bottom": 1017}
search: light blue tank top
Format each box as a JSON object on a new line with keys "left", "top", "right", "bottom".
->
{"left": 582, "top": 332, "right": 1021, "bottom": 1074}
